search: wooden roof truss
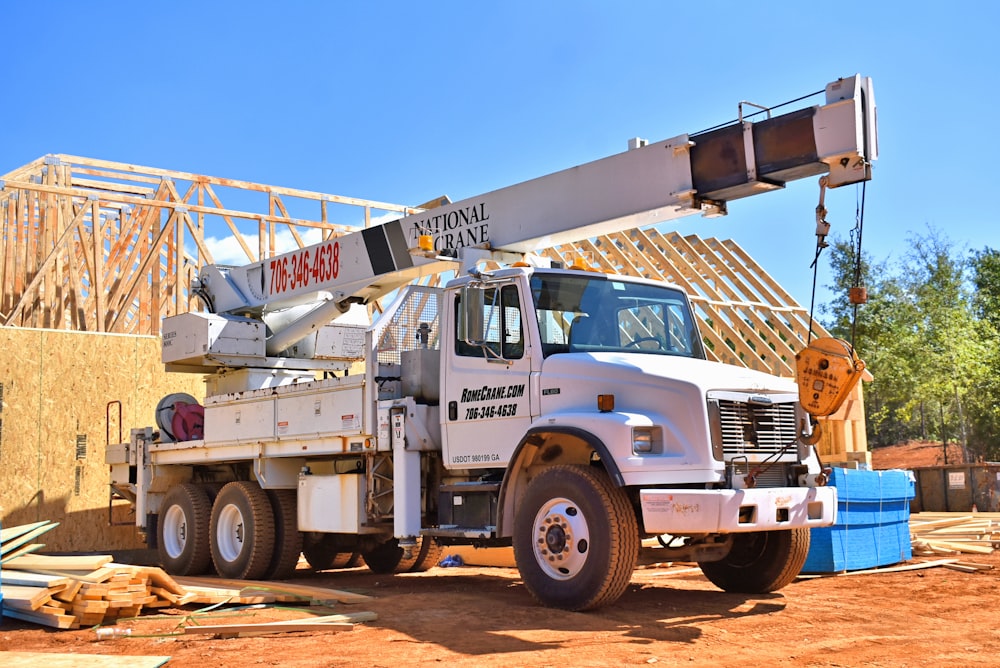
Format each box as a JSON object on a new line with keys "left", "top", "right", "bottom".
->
{"left": 1, "top": 155, "right": 418, "bottom": 334}
{"left": 2, "top": 155, "right": 827, "bottom": 376}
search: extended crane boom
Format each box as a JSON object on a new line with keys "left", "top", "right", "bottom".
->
{"left": 182, "top": 74, "right": 875, "bottom": 364}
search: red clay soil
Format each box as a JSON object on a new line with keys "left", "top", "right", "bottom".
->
{"left": 871, "top": 440, "right": 970, "bottom": 469}
{"left": 2, "top": 441, "right": 993, "bottom": 666}
{"left": 3, "top": 551, "right": 1000, "bottom": 667}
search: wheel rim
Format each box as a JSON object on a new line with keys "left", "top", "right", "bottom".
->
{"left": 162, "top": 505, "right": 188, "bottom": 559}
{"left": 531, "top": 496, "right": 590, "bottom": 580}
{"left": 216, "top": 503, "right": 246, "bottom": 563}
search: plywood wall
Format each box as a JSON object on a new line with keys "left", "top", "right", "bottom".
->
{"left": 0, "top": 327, "right": 203, "bottom": 552}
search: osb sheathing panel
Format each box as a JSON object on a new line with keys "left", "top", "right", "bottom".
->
{"left": 0, "top": 327, "right": 203, "bottom": 552}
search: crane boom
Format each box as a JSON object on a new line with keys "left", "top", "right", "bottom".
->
{"left": 190, "top": 74, "right": 876, "bottom": 358}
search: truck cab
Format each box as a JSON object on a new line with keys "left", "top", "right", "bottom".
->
{"left": 374, "top": 264, "right": 834, "bottom": 610}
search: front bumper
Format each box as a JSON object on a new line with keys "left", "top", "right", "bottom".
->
{"left": 639, "top": 485, "right": 837, "bottom": 534}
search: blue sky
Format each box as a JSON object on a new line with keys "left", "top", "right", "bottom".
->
{"left": 3, "top": 2, "right": 998, "bottom": 313}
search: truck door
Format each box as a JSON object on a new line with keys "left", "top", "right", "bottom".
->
{"left": 442, "top": 282, "right": 533, "bottom": 469}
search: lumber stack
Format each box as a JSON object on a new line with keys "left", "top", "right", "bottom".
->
{"left": 1, "top": 552, "right": 189, "bottom": 629}
{"left": 910, "top": 511, "right": 1000, "bottom": 557}
{"left": 2, "top": 520, "right": 376, "bottom": 630}
{"left": 0, "top": 520, "right": 204, "bottom": 628}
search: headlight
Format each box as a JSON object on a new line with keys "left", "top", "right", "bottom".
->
{"left": 632, "top": 427, "right": 661, "bottom": 454}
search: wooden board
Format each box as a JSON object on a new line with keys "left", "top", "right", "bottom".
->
{"left": 0, "top": 572, "right": 71, "bottom": 589}
{"left": 0, "top": 652, "right": 170, "bottom": 668}
{"left": 0, "top": 543, "right": 46, "bottom": 564}
{"left": 1, "top": 606, "right": 78, "bottom": 629}
{"left": 0, "top": 523, "right": 58, "bottom": 557}
{"left": 183, "top": 621, "right": 354, "bottom": 638}
{"left": 0, "top": 521, "right": 52, "bottom": 544}
{"left": 4, "top": 554, "right": 113, "bottom": 571}
{"left": 173, "top": 575, "right": 373, "bottom": 604}
{"left": 2, "top": 584, "right": 54, "bottom": 610}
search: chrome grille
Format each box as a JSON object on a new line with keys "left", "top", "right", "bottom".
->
{"left": 716, "top": 399, "right": 798, "bottom": 458}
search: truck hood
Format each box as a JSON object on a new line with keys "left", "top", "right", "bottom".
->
{"left": 541, "top": 352, "right": 797, "bottom": 396}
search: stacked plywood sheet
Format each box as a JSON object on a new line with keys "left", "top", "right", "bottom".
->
{"left": 910, "top": 512, "right": 1000, "bottom": 556}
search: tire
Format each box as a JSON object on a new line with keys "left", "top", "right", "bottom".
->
{"left": 699, "top": 528, "right": 810, "bottom": 593}
{"left": 396, "top": 537, "right": 443, "bottom": 573}
{"left": 210, "top": 481, "right": 276, "bottom": 580}
{"left": 302, "top": 534, "right": 360, "bottom": 570}
{"left": 411, "top": 537, "right": 444, "bottom": 572}
{"left": 157, "top": 483, "right": 212, "bottom": 576}
{"left": 330, "top": 551, "right": 361, "bottom": 569}
{"left": 265, "top": 489, "right": 303, "bottom": 579}
{"left": 302, "top": 533, "right": 337, "bottom": 570}
{"left": 362, "top": 538, "right": 405, "bottom": 574}
{"left": 203, "top": 482, "right": 226, "bottom": 503}
{"left": 513, "top": 464, "right": 639, "bottom": 611}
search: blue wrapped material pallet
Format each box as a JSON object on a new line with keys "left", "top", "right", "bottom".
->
{"left": 802, "top": 467, "right": 915, "bottom": 573}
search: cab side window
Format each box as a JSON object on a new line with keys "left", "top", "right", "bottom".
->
{"left": 455, "top": 284, "right": 524, "bottom": 359}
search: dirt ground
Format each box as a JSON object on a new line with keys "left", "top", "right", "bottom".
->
{"left": 870, "top": 440, "right": 970, "bottom": 469}
{"left": 5, "top": 442, "right": 994, "bottom": 666}
{"left": 3, "top": 549, "right": 999, "bottom": 668}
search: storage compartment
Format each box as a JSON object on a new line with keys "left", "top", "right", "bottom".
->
{"left": 438, "top": 482, "right": 499, "bottom": 528}
{"left": 297, "top": 473, "right": 366, "bottom": 533}
{"left": 162, "top": 312, "right": 264, "bottom": 367}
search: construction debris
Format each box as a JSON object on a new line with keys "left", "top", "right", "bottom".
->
{"left": 1, "top": 521, "right": 375, "bottom": 631}
{"left": 2, "top": 551, "right": 190, "bottom": 629}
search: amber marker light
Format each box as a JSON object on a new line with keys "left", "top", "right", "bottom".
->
{"left": 597, "top": 394, "right": 615, "bottom": 412}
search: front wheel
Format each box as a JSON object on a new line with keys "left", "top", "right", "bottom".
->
{"left": 698, "top": 528, "right": 810, "bottom": 593}
{"left": 513, "top": 465, "right": 639, "bottom": 611}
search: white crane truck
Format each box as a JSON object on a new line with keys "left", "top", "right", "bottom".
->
{"left": 107, "top": 75, "right": 877, "bottom": 611}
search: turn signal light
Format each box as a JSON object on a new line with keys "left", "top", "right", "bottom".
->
{"left": 597, "top": 394, "right": 615, "bottom": 412}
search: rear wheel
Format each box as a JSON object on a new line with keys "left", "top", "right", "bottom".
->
{"left": 210, "top": 481, "right": 276, "bottom": 579}
{"left": 362, "top": 538, "right": 405, "bottom": 574}
{"left": 513, "top": 465, "right": 639, "bottom": 611}
{"left": 396, "top": 537, "right": 443, "bottom": 573}
{"left": 699, "top": 528, "right": 810, "bottom": 593}
{"left": 265, "top": 489, "right": 302, "bottom": 579}
{"left": 302, "top": 534, "right": 360, "bottom": 570}
{"left": 302, "top": 533, "right": 336, "bottom": 570}
{"left": 330, "top": 551, "right": 361, "bottom": 569}
{"left": 158, "top": 483, "right": 212, "bottom": 575}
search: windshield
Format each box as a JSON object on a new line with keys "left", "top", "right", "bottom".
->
{"left": 530, "top": 273, "right": 705, "bottom": 359}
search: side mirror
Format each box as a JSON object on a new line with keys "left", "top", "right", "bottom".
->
{"left": 459, "top": 285, "right": 487, "bottom": 344}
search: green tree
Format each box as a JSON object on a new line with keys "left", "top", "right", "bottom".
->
{"left": 965, "top": 248, "right": 1000, "bottom": 460}
{"left": 822, "top": 237, "right": 920, "bottom": 446}
{"left": 904, "top": 230, "right": 983, "bottom": 458}
{"left": 971, "top": 248, "right": 1000, "bottom": 329}
{"left": 822, "top": 228, "right": 992, "bottom": 456}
